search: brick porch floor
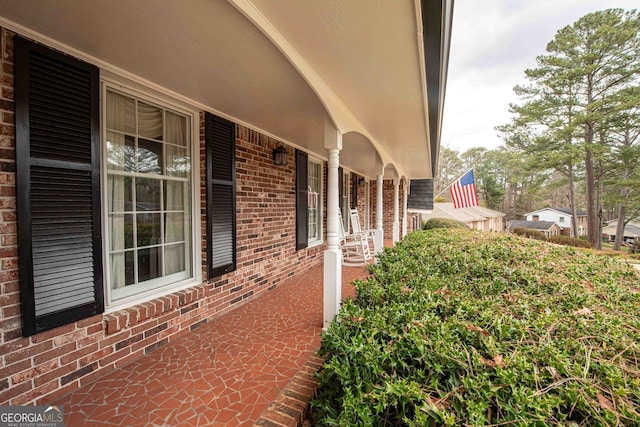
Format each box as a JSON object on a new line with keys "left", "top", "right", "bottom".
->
{"left": 51, "top": 263, "right": 369, "bottom": 426}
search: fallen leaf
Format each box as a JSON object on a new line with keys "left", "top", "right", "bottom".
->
{"left": 493, "top": 354, "right": 504, "bottom": 367}
{"left": 584, "top": 281, "right": 595, "bottom": 292}
{"left": 350, "top": 316, "right": 364, "bottom": 323}
{"left": 572, "top": 307, "right": 592, "bottom": 316}
{"left": 434, "top": 286, "right": 451, "bottom": 296}
{"left": 400, "top": 286, "right": 412, "bottom": 294}
{"left": 502, "top": 293, "right": 518, "bottom": 303}
{"left": 596, "top": 393, "right": 614, "bottom": 411}
{"left": 466, "top": 324, "right": 489, "bottom": 335}
{"left": 479, "top": 356, "right": 496, "bottom": 368}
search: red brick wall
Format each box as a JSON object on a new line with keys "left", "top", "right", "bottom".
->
{"left": 0, "top": 30, "right": 326, "bottom": 406}
{"left": 382, "top": 180, "right": 394, "bottom": 238}
{"left": 356, "top": 178, "right": 366, "bottom": 230}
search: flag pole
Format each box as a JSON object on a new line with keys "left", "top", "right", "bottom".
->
{"left": 434, "top": 168, "right": 473, "bottom": 199}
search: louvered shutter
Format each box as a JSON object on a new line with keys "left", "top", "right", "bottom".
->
{"left": 351, "top": 173, "right": 358, "bottom": 209}
{"left": 295, "top": 150, "right": 308, "bottom": 250}
{"left": 14, "top": 37, "right": 103, "bottom": 337}
{"left": 205, "top": 113, "right": 236, "bottom": 278}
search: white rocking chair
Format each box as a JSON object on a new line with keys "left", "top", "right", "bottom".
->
{"left": 338, "top": 211, "right": 372, "bottom": 266}
{"left": 349, "top": 208, "right": 377, "bottom": 253}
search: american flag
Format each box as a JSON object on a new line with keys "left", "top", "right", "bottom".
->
{"left": 450, "top": 169, "right": 479, "bottom": 209}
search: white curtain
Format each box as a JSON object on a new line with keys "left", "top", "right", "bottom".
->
{"left": 164, "top": 113, "right": 190, "bottom": 276}
{"left": 106, "top": 92, "right": 132, "bottom": 289}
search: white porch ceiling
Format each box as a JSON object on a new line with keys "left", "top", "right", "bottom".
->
{"left": 0, "top": 0, "right": 449, "bottom": 180}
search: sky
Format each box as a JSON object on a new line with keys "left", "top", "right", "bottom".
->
{"left": 440, "top": 0, "right": 639, "bottom": 153}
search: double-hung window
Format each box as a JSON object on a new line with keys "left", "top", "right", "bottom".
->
{"left": 105, "top": 88, "right": 194, "bottom": 303}
{"left": 307, "top": 159, "right": 322, "bottom": 244}
{"left": 341, "top": 171, "right": 350, "bottom": 232}
{"left": 295, "top": 150, "right": 323, "bottom": 249}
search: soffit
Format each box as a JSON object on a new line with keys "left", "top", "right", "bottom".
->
{"left": 248, "top": 0, "right": 431, "bottom": 178}
{"left": 0, "top": 0, "right": 436, "bottom": 179}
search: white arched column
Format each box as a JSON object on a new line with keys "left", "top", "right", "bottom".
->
{"left": 323, "top": 122, "right": 342, "bottom": 330}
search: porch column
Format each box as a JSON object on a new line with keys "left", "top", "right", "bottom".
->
{"left": 392, "top": 178, "right": 400, "bottom": 243}
{"left": 402, "top": 180, "right": 408, "bottom": 237}
{"left": 323, "top": 124, "right": 342, "bottom": 330}
{"left": 374, "top": 173, "right": 384, "bottom": 253}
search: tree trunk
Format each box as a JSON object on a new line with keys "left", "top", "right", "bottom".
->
{"left": 567, "top": 170, "right": 579, "bottom": 238}
{"left": 585, "top": 147, "right": 599, "bottom": 249}
{"left": 614, "top": 204, "right": 625, "bottom": 251}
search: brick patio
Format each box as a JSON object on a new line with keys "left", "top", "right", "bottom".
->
{"left": 50, "top": 264, "right": 369, "bottom": 426}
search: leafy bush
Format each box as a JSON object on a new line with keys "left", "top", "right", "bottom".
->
{"left": 313, "top": 229, "right": 640, "bottom": 426}
{"left": 423, "top": 218, "right": 468, "bottom": 230}
{"left": 548, "top": 235, "right": 592, "bottom": 248}
{"left": 512, "top": 226, "right": 547, "bottom": 241}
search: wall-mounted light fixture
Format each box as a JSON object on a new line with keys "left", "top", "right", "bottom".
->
{"left": 358, "top": 177, "right": 366, "bottom": 186}
{"left": 272, "top": 143, "right": 287, "bottom": 166}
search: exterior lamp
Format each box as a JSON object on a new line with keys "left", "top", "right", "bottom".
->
{"left": 272, "top": 143, "right": 287, "bottom": 166}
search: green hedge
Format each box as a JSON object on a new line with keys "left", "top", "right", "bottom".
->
{"left": 512, "top": 226, "right": 547, "bottom": 241}
{"left": 423, "top": 218, "right": 468, "bottom": 230}
{"left": 548, "top": 235, "right": 592, "bottom": 248}
{"left": 313, "top": 230, "right": 640, "bottom": 426}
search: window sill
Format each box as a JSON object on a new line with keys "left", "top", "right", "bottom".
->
{"left": 307, "top": 239, "right": 324, "bottom": 249}
{"left": 105, "top": 276, "right": 202, "bottom": 315}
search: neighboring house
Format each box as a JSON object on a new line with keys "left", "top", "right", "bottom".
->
{"left": 509, "top": 220, "right": 561, "bottom": 239}
{"left": 602, "top": 220, "right": 640, "bottom": 244}
{"left": 416, "top": 203, "right": 506, "bottom": 232}
{"left": 0, "top": 1, "right": 453, "bottom": 406}
{"left": 525, "top": 207, "right": 587, "bottom": 237}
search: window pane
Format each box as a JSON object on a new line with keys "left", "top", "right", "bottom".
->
{"left": 136, "top": 178, "right": 161, "bottom": 211}
{"left": 138, "top": 247, "right": 162, "bottom": 282}
{"left": 138, "top": 139, "right": 163, "bottom": 174}
{"left": 166, "top": 145, "right": 190, "bottom": 177}
{"left": 108, "top": 175, "right": 133, "bottom": 213}
{"left": 106, "top": 92, "right": 135, "bottom": 133}
{"left": 110, "top": 252, "right": 135, "bottom": 288}
{"left": 165, "top": 213, "right": 185, "bottom": 243}
{"left": 165, "top": 112, "right": 188, "bottom": 147}
{"left": 165, "top": 243, "right": 185, "bottom": 275}
{"left": 137, "top": 213, "right": 161, "bottom": 246}
{"left": 138, "top": 102, "right": 163, "bottom": 140}
{"left": 164, "top": 181, "right": 184, "bottom": 211}
{"left": 106, "top": 133, "right": 135, "bottom": 171}
{"left": 109, "top": 213, "right": 134, "bottom": 250}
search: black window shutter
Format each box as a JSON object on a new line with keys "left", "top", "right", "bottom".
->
{"left": 295, "top": 150, "right": 308, "bottom": 250}
{"left": 14, "top": 37, "right": 103, "bottom": 337}
{"left": 205, "top": 113, "right": 236, "bottom": 278}
{"left": 351, "top": 173, "right": 358, "bottom": 209}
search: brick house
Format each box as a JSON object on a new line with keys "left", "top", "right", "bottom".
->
{"left": 0, "top": 1, "right": 452, "bottom": 405}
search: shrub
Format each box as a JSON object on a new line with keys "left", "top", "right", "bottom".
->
{"left": 313, "top": 229, "right": 640, "bottom": 426}
{"left": 512, "top": 226, "right": 547, "bottom": 241}
{"left": 423, "top": 218, "right": 467, "bottom": 230}
{"left": 548, "top": 235, "right": 592, "bottom": 248}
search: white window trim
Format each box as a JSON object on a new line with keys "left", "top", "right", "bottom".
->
{"left": 307, "top": 156, "right": 324, "bottom": 247}
{"left": 101, "top": 80, "right": 202, "bottom": 313}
